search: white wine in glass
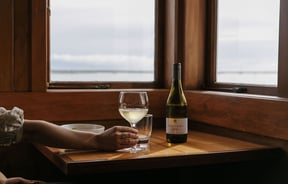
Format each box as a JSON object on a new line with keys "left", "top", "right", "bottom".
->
{"left": 118, "top": 91, "right": 149, "bottom": 153}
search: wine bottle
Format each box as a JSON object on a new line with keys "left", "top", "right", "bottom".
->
{"left": 166, "top": 62, "right": 188, "bottom": 143}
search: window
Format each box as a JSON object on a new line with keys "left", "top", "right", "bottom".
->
{"left": 49, "top": 0, "right": 161, "bottom": 89}
{"left": 207, "top": 0, "right": 288, "bottom": 97}
{"left": 217, "top": 0, "right": 279, "bottom": 86}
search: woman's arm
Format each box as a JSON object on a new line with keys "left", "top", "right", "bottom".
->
{"left": 0, "top": 171, "right": 45, "bottom": 184}
{"left": 22, "top": 119, "right": 138, "bottom": 151}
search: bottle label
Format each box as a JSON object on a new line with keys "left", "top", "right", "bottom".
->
{"left": 166, "top": 118, "right": 188, "bottom": 134}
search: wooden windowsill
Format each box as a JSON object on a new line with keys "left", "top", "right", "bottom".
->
{"left": 34, "top": 129, "right": 282, "bottom": 176}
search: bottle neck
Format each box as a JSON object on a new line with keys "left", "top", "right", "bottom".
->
{"left": 172, "top": 63, "right": 181, "bottom": 82}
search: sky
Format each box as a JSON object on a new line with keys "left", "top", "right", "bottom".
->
{"left": 50, "top": 0, "right": 155, "bottom": 72}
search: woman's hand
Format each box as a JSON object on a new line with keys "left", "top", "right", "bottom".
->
{"left": 4, "top": 177, "right": 44, "bottom": 184}
{"left": 94, "top": 126, "right": 138, "bottom": 151}
{"left": 0, "top": 172, "right": 45, "bottom": 184}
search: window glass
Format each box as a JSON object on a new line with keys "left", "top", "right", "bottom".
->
{"left": 50, "top": 0, "right": 155, "bottom": 82}
{"left": 216, "top": 0, "right": 280, "bottom": 86}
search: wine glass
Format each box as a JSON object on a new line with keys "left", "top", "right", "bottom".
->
{"left": 118, "top": 91, "right": 149, "bottom": 153}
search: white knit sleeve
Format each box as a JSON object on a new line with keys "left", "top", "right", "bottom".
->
{"left": 0, "top": 107, "right": 24, "bottom": 146}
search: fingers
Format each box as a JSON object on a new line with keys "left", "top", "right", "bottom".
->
{"left": 116, "top": 125, "right": 138, "bottom": 134}
{"left": 118, "top": 131, "right": 138, "bottom": 146}
{"left": 97, "top": 125, "right": 139, "bottom": 151}
{"left": 120, "top": 132, "right": 127, "bottom": 139}
{"left": 119, "top": 131, "right": 138, "bottom": 139}
{"left": 116, "top": 127, "right": 138, "bottom": 147}
{"left": 119, "top": 138, "right": 135, "bottom": 146}
{"left": 114, "top": 125, "right": 139, "bottom": 140}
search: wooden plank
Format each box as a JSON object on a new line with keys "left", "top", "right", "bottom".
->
{"left": 14, "top": 0, "right": 31, "bottom": 91}
{"left": 35, "top": 129, "right": 282, "bottom": 175}
{"left": 0, "top": 90, "right": 168, "bottom": 122}
{"left": 278, "top": 0, "right": 288, "bottom": 97}
{"left": 31, "top": 0, "right": 48, "bottom": 91}
{"left": 164, "top": 0, "right": 176, "bottom": 88}
{"left": 0, "top": 0, "right": 14, "bottom": 91}
{"left": 183, "top": 0, "right": 206, "bottom": 89}
{"left": 187, "top": 90, "right": 288, "bottom": 141}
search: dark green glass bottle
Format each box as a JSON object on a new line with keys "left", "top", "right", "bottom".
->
{"left": 166, "top": 63, "right": 188, "bottom": 143}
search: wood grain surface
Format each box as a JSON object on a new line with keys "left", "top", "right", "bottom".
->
{"left": 35, "top": 129, "right": 282, "bottom": 175}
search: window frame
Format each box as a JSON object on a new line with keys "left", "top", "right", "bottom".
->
{"left": 205, "top": 0, "right": 288, "bottom": 97}
{"left": 46, "top": 0, "right": 165, "bottom": 90}
{"left": 30, "top": 0, "right": 206, "bottom": 92}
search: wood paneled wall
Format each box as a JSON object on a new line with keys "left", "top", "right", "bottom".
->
{"left": 0, "top": 90, "right": 168, "bottom": 122}
{"left": 186, "top": 91, "right": 288, "bottom": 141}
{"left": 0, "top": 0, "right": 14, "bottom": 91}
{"left": 0, "top": 90, "right": 288, "bottom": 143}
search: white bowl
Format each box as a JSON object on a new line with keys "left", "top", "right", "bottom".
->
{"left": 61, "top": 123, "right": 105, "bottom": 134}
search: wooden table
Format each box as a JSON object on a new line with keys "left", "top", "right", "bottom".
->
{"left": 35, "top": 129, "right": 282, "bottom": 176}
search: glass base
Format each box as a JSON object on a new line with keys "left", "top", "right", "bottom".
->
{"left": 118, "top": 145, "right": 146, "bottom": 153}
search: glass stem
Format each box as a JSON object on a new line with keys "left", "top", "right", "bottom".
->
{"left": 130, "top": 122, "right": 138, "bottom": 153}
